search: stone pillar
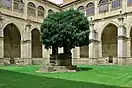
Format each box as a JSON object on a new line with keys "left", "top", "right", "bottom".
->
{"left": 42, "top": 45, "right": 51, "bottom": 65}
{"left": 84, "top": 8, "right": 87, "bottom": 16}
{"left": 0, "top": 13, "right": 4, "bottom": 64}
{"left": 21, "top": 20, "right": 32, "bottom": 64}
{"left": 127, "top": 38, "right": 131, "bottom": 57}
{"left": 71, "top": 47, "right": 80, "bottom": 65}
{"left": 89, "top": 18, "right": 99, "bottom": 65}
{"left": 117, "top": 11, "right": 127, "bottom": 65}
{"left": 95, "top": 0, "right": 98, "bottom": 16}
{"left": 98, "top": 41, "right": 102, "bottom": 58}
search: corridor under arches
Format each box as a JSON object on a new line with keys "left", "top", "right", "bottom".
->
{"left": 31, "top": 29, "right": 42, "bottom": 58}
{"left": 101, "top": 23, "right": 118, "bottom": 57}
{"left": 4, "top": 23, "right": 21, "bottom": 59}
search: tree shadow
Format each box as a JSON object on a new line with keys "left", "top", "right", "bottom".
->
{"left": 77, "top": 66, "right": 93, "bottom": 71}
{"left": 0, "top": 69, "right": 128, "bottom": 88}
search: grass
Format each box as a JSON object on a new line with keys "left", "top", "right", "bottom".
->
{"left": 0, "top": 65, "right": 132, "bottom": 88}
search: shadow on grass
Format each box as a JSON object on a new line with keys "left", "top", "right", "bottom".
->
{"left": 77, "top": 66, "right": 93, "bottom": 71}
{"left": 0, "top": 69, "right": 128, "bottom": 88}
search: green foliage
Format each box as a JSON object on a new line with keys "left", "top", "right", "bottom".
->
{"left": 40, "top": 9, "right": 89, "bottom": 49}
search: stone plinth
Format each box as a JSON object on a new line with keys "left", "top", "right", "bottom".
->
{"left": 37, "top": 65, "right": 77, "bottom": 73}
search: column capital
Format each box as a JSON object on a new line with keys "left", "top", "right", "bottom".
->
{"left": 0, "top": 37, "right": 4, "bottom": 40}
{"left": 117, "top": 36, "right": 128, "bottom": 40}
{"left": 21, "top": 40, "right": 31, "bottom": 44}
{"left": 89, "top": 39, "right": 100, "bottom": 43}
{"left": 127, "top": 37, "right": 131, "bottom": 41}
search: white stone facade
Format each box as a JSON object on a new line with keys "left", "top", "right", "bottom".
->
{"left": 1, "top": 0, "right": 132, "bottom": 65}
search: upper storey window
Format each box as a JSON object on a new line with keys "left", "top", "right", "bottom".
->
{"left": 48, "top": 9, "right": 54, "bottom": 15}
{"left": 99, "top": 0, "right": 109, "bottom": 13}
{"left": 1, "top": 0, "right": 12, "bottom": 9}
{"left": 128, "top": 0, "right": 132, "bottom": 6}
{"left": 77, "top": 6, "right": 84, "bottom": 12}
{"left": 27, "top": 2, "right": 36, "bottom": 17}
{"left": 111, "top": 0, "right": 121, "bottom": 9}
{"left": 86, "top": 2, "right": 95, "bottom": 15}
{"left": 38, "top": 6, "right": 45, "bottom": 17}
{"left": 13, "top": 0, "right": 23, "bottom": 12}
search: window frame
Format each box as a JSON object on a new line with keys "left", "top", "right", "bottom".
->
{"left": 98, "top": 0, "right": 109, "bottom": 13}
{"left": 27, "top": 2, "right": 36, "bottom": 17}
{"left": 37, "top": 6, "right": 45, "bottom": 17}
{"left": 86, "top": 2, "right": 95, "bottom": 16}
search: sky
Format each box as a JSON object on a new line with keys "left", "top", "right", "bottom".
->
{"left": 48, "top": 0, "right": 63, "bottom": 4}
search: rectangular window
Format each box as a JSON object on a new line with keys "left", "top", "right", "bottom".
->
{"left": 112, "top": 0, "right": 121, "bottom": 9}
{"left": 2, "top": 0, "right": 11, "bottom": 8}
{"left": 99, "top": 4, "right": 109, "bottom": 12}
{"left": 14, "top": 1, "right": 23, "bottom": 12}
{"left": 86, "top": 7, "right": 94, "bottom": 15}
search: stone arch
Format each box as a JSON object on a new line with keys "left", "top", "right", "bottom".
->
{"left": 4, "top": 23, "right": 21, "bottom": 64}
{"left": 2, "top": 21, "right": 22, "bottom": 37}
{"left": 101, "top": 23, "right": 118, "bottom": 57}
{"left": 31, "top": 28, "right": 42, "bottom": 58}
{"left": 99, "top": 21, "right": 119, "bottom": 40}
{"left": 77, "top": 6, "right": 84, "bottom": 10}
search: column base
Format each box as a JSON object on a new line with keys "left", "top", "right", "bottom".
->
{"left": 89, "top": 58, "right": 98, "bottom": 65}
{"left": 117, "top": 57, "right": 127, "bottom": 65}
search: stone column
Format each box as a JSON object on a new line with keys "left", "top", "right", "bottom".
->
{"left": 71, "top": 47, "right": 80, "bottom": 65}
{"left": 42, "top": 45, "right": 51, "bottom": 65}
{"left": 21, "top": 20, "right": 32, "bottom": 64}
{"left": 117, "top": 11, "right": 127, "bottom": 65}
{"left": 94, "top": 0, "right": 98, "bottom": 16}
{"left": 126, "top": 38, "right": 131, "bottom": 57}
{"left": 89, "top": 18, "right": 99, "bottom": 65}
{"left": 98, "top": 41, "right": 102, "bottom": 58}
{"left": 0, "top": 13, "right": 4, "bottom": 64}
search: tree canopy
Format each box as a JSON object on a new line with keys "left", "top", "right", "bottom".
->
{"left": 40, "top": 9, "right": 89, "bottom": 50}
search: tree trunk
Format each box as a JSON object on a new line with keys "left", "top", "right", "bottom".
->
{"left": 57, "top": 44, "right": 72, "bottom": 66}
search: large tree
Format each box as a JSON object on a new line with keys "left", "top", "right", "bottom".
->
{"left": 40, "top": 9, "right": 89, "bottom": 66}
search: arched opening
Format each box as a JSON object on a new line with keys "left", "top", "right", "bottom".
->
{"left": 4, "top": 23, "right": 21, "bottom": 64}
{"left": 101, "top": 23, "right": 117, "bottom": 58}
{"left": 48, "top": 9, "right": 54, "bottom": 15}
{"left": 31, "top": 29, "right": 42, "bottom": 58}
{"left": 86, "top": 2, "right": 95, "bottom": 15}
{"left": 27, "top": 2, "right": 36, "bottom": 17}
{"left": 38, "top": 6, "right": 45, "bottom": 17}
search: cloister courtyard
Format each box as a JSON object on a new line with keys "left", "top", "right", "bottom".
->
{"left": 0, "top": 65, "right": 132, "bottom": 88}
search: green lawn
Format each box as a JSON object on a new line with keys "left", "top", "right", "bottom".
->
{"left": 0, "top": 65, "right": 132, "bottom": 88}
